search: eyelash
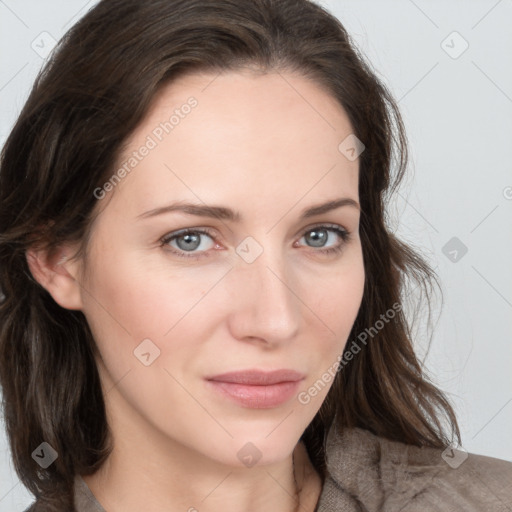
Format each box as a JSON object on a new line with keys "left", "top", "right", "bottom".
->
{"left": 159, "top": 224, "right": 352, "bottom": 260}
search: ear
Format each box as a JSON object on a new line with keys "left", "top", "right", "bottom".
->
{"left": 25, "top": 243, "right": 84, "bottom": 310}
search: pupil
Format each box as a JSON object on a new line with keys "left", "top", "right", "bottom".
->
{"left": 308, "top": 229, "right": 326, "bottom": 247}
{"left": 178, "top": 233, "right": 200, "bottom": 251}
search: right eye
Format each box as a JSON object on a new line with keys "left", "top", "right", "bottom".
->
{"left": 159, "top": 228, "right": 218, "bottom": 259}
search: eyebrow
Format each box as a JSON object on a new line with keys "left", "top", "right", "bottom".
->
{"left": 136, "top": 197, "right": 360, "bottom": 222}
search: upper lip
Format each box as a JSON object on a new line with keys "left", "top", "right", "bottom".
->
{"left": 206, "top": 369, "right": 305, "bottom": 385}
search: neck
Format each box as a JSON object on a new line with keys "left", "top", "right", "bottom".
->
{"left": 82, "top": 436, "right": 321, "bottom": 512}
{"left": 82, "top": 363, "right": 322, "bottom": 512}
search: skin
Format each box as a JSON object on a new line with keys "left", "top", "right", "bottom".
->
{"left": 27, "top": 69, "right": 365, "bottom": 511}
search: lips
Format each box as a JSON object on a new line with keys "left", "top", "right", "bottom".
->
{"left": 205, "top": 369, "right": 305, "bottom": 409}
{"left": 205, "top": 369, "right": 305, "bottom": 385}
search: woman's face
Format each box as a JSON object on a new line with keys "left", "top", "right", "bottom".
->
{"left": 77, "top": 69, "right": 365, "bottom": 468}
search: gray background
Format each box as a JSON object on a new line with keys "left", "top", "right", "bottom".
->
{"left": 1, "top": 0, "right": 511, "bottom": 509}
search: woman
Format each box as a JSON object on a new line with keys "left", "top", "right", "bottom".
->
{"left": 0, "top": 0, "right": 510, "bottom": 511}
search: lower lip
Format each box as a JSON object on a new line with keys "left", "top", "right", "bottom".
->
{"left": 205, "top": 380, "right": 302, "bottom": 409}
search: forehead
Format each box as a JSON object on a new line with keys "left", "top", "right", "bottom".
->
{"left": 104, "top": 70, "right": 360, "bottom": 218}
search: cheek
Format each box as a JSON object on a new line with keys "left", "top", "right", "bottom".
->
{"left": 80, "top": 246, "right": 229, "bottom": 372}
{"left": 82, "top": 245, "right": 170, "bottom": 332}
{"left": 298, "top": 249, "right": 365, "bottom": 394}
{"left": 312, "top": 248, "right": 365, "bottom": 334}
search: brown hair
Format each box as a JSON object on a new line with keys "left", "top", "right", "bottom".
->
{"left": 0, "top": 0, "right": 460, "bottom": 509}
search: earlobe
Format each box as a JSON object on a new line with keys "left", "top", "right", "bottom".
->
{"left": 25, "top": 245, "right": 84, "bottom": 311}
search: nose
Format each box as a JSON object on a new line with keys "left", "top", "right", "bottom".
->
{"left": 225, "top": 243, "right": 301, "bottom": 347}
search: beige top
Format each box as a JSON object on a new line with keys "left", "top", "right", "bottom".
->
{"left": 25, "top": 424, "right": 512, "bottom": 511}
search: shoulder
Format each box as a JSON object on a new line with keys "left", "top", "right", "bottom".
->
{"left": 21, "top": 499, "right": 69, "bottom": 512}
{"left": 20, "top": 474, "right": 98, "bottom": 512}
{"left": 21, "top": 500, "right": 50, "bottom": 512}
{"left": 317, "top": 424, "right": 512, "bottom": 512}
{"left": 21, "top": 501, "right": 50, "bottom": 512}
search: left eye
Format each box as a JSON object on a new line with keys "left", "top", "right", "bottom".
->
{"left": 160, "top": 224, "right": 351, "bottom": 259}
{"left": 302, "top": 226, "right": 350, "bottom": 253}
